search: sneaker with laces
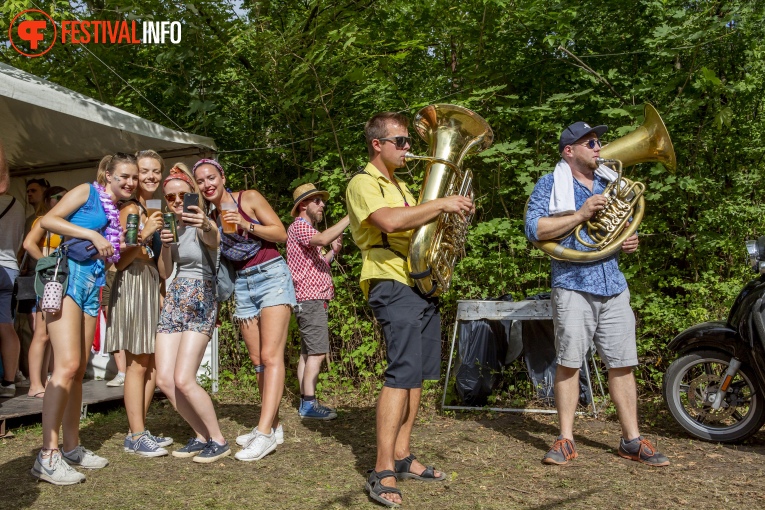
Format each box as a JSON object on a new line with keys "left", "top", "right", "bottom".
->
{"left": 542, "top": 436, "right": 578, "bottom": 465}
{"left": 146, "top": 429, "right": 173, "bottom": 448}
{"left": 172, "top": 437, "right": 208, "bottom": 458}
{"left": 106, "top": 373, "right": 125, "bottom": 387}
{"left": 235, "top": 430, "right": 277, "bottom": 462}
{"left": 0, "top": 383, "right": 16, "bottom": 398}
{"left": 618, "top": 436, "right": 670, "bottom": 467}
{"left": 31, "top": 450, "right": 86, "bottom": 485}
{"left": 125, "top": 433, "right": 168, "bottom": 457}
{"left": 299, "top": 399, "right": 337, "bottom": 420}
{"left": 193, "top": 440, "right": 231, "bottom": 463}
{"left": 236, "top": 423, "right": 284, "bottom": 446}
{"left": 15, "top": 371, "right": 30, "bottom": 387}
{"left": 62, "top": 445, "right": 109, "bottom": 469}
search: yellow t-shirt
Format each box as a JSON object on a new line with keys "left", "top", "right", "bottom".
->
{"left": 31, "top": 216, "right": 62, "bottom": 250}
{"left": 346, "top": 162, "right": 417, "bottom": 298}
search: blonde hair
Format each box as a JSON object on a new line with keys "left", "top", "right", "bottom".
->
{"left": 135, "top": 149, "right": 165, "bottom": 173}
{"left": 164, "top": 162, "right": 204, "bottom": 210}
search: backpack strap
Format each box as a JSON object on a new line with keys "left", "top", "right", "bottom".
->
{"left": 0, "top": 197, "right": 16, "bottom": 220}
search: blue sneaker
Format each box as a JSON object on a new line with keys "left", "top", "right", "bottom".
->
{"left": 125, "top": 433, "right": 168, "bottom": 457}
{"left": 299, "top": 399, "right": 337, "bottom": 420}
{"left": 193, "top": 440, "right": 231, "bottom": 464}
{"left": 172, "top": 438, "right": 207, "bottom": 458}
{"left": 146, "top": 429, "right": 173, "bottom": 448}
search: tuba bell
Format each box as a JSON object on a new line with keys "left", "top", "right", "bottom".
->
{"left": 530, "top": 104, "right": 675, "bottom": 263}
{"left": 405, "top": 104, "right": 493, "bottom": 297}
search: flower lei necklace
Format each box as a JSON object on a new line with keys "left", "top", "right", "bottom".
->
{"left": 93, "top": 182, "right": 122, "bottom": 263}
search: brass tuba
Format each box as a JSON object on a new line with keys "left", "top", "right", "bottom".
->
{"left": 405, "top": 104, "right": 493, "bottom": 297}
{"left": 530, "top": 104, "right": 675, "bottom": 262}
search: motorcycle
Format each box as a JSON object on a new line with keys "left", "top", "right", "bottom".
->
{"left": 663, "top": 237, "right": 765, "bottom": 442}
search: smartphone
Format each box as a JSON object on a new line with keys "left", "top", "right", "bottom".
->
{"left": 182, "top": 193, "right": 199, "bottom": 214}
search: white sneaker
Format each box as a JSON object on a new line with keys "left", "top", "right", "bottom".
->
{"left": 15, "top": 371, "right": 30, "bottom": 387}
{"left": 234, "top": 430, "right": 277, "bottom": 462}
{"left": 31, "top": 450, "right": 86, "bottom": 485}
{"left": 236, "top": 424, "right": 284, "bottom": 446}
{"left": 0, "top": 383, "right": 16, "bottom": 398}
{"left": 106, "top": 373, "right": 125, "bottom": 387}
{"left": 62, "top": 445, "right": 109, "bottom": 469}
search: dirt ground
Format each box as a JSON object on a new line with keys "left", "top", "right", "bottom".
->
{"left": 1, "top": 392, "right": 764, "bottom": 509}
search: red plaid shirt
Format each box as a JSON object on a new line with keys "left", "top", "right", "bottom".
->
{"left": 287, "top": 218, "right": 334, "bottom": 302}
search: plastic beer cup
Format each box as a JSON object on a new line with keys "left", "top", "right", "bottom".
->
{"left": 220, "top": 202, "right": 238, "bottom": 234}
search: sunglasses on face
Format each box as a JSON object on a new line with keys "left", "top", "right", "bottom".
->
{"left": 164, "top": 192, "right": 187, "bottom": 202}
{"left": 575, "top": 139, "right": 602, "bottom": 150}
{"left": 378, "top": 136, "right": 412, "bottom": 150}
{"left": 310, "top": 197, "right": 325, "bottom": 205}
{"left": 50, "top": 194, "right": 64, "bottom": 201}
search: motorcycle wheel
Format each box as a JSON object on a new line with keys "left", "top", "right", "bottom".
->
{"left": 663, "top": 350, "right": 765, "bottom": 443}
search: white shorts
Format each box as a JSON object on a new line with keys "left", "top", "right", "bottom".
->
{"left": 552, "top": 287, "right": 638, "bottom": 370}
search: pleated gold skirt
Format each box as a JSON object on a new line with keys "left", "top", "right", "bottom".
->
{"left": 105, "top": 258, "right": 160, "bottom": 355}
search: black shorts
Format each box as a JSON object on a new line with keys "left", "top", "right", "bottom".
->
{"left": 368, "top": 279, "right": 441, "bottom": 389}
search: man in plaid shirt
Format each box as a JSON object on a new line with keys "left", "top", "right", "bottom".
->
{"left": 287, "top": 183, "right": 350, "bottom": 420}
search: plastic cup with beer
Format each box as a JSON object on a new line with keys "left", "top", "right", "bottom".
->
{"left": 146, "top": 199, "right": 162, "bottom": 215}
{"left": 220, "top": 202, "right": 238, "bottom": 234}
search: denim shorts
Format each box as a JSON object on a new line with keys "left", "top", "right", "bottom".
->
{"left": 0, "top": 266, "right": 18, "bottom": 323}
{"left": 233, "top": 257, "right": 296, "bottom": 321}
{"left": 552, "top": 287, "right": 638, "bottom": 370}
{"left": 65, "top": 259, "right": 104, "bottom": 317}
{"left": 368, "top": 279, "right": 441, "bottom": 389}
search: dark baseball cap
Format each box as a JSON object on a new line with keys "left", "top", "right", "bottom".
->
{"left": 558, "top": 121, "right": 608, "bottom": 153}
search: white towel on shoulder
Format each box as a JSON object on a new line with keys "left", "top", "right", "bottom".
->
{"left": 548, "top": 159, "right": 620, "bottom": 216}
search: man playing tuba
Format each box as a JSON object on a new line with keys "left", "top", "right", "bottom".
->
{"left": 525, "top": 121, "right": 669, "bottom": 467}
{"left": 346, "top": 112, "right": 474, "bottom": 507}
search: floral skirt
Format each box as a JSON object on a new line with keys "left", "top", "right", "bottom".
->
{"left": 157, "top": 277, "right": 216, "bottom": 338}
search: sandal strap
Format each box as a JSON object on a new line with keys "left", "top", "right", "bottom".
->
{"left": 369, "top": 469, "right": 402, "bottom": 496}
{"left": 370, "top": 469, "right": 398, "bottom": 481}
{"left": 393, "top": 453, "right": 416, "bottom": 473}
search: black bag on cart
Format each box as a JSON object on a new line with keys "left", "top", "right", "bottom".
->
{"left": 455, "top": 319, "right": 509, "bottom": 406}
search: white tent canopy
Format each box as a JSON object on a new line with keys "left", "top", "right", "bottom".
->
{"left": 1, "top": 62, "right": 215, "bottom": 177}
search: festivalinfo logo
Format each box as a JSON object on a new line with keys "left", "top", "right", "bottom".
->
{"left": 9, "top": 9, "right": 182, "bottom": 58}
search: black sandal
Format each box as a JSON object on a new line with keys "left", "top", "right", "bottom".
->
{"left": 394, "top": 454, "right": 446, "bottom": 482}
{"left": 366, "top": 469, "right": 402, "bottom": 508}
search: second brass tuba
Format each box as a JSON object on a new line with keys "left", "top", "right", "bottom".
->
{"left": 405, "top": 104, "right": 493, "bottom": 297}
{"left": 530, "top": 104, "right": 675, "bottom": 263}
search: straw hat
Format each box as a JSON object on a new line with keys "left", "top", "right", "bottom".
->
{"left": 291, "top": 183, "right": 330, "bottom": 217}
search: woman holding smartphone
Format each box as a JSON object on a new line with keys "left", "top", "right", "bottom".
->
{"left": 32, "top": 153, "right": 138, "bottom": 485}
{"left": 155, "top": 164, "right": 230, "bottom": 463}
{"left": 193, "top": 159, "right": 295, "bottom": 462}
{"left": 22, "top": 186, "right": 67, "bottom": 399}
{"left": 105, "top": 150, "right": 171, "bottom": 457}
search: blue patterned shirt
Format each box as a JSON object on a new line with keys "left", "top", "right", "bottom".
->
{"left": 525, "top": 172, "right": 628, "bottom": 297}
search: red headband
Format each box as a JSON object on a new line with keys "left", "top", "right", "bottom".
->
{"left": 163, "top": 166, "right": 194, "bottom": 188}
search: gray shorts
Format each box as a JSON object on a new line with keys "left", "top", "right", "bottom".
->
{"left": 296, "top": 299, "right": 330, "bottom": 355}
{"left": 552, "top": 287, "right": 637, "bottom": 370}
{"left": 0, "top": 266, "right": 18, "bottom": 323}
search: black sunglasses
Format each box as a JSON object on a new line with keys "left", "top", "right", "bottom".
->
{"left": 164, "top": 192, "right": 188, "bottom": 202}
{"left": 575, "top": 139, "right": 602, "bottom": 150}
{"left": 378, "top": 136, "right": 412, "bottom": 149}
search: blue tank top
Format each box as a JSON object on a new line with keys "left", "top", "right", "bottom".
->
{"left": 67, "top": 184, "right": 108, "bottom": 230}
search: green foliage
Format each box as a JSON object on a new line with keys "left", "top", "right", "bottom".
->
{"left": 3, "top": 0, "right": 765, "bottom": 395}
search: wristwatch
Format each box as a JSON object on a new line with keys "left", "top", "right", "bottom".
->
{"left": 249, "top": 223, "right": 256, "bottom": 233}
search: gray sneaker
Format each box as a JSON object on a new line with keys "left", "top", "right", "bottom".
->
{"left": 0, "top": 383, "right": 16, "bottom": 398}
{"left": 31, "top": 450, "right": 86, "bottom": 485}
{"left": 146, "top": 429, "right": 173, "bottom": 448}
{"left": 172, "top": 437, "right": 207, "bottom": 458}
{"left": 618, "top": 436, "right": 670, "bottom": 467}
{"left": 542, "top": 436, "right": 578, "bottom": 465}
{"left": 236, "top": 424, "right": 284, "bottom": 446}
{"left": 125, "top": 433, "right": 168, "bottom": 457}
{"left": 62, "top": 445, "right": 109, "bottom": 469}
{"left": 192, "top": 440, "right": 231, "bottom": 464}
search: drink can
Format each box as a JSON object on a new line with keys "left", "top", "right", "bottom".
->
{"left": 163, "top": 213, "right": 178, "bottom": 243}
{"left": 125, "top": 213, "right": 140, "bottom": 246}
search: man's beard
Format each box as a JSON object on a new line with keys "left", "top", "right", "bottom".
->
{"left": 307, "top": 209, "right": 323, "bottom": 225}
